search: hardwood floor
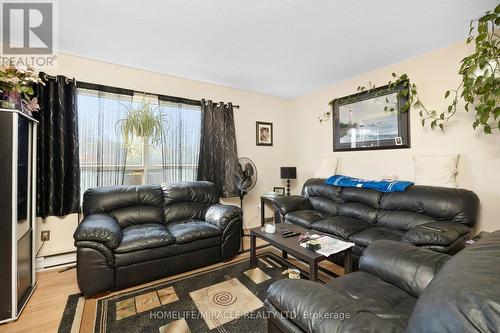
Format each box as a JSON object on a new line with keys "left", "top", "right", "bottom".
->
{"left": 0, "top": 238, "right": 344, "bottom": 333}
{"left": 0, "top": 266, "right": 79, "bottom": 333}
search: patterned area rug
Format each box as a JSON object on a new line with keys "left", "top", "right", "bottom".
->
{"left": 58, "top": 251, "right": 307, "bottom": 333}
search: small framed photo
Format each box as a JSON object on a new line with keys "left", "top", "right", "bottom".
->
{"left": 273, "top": 187, "right": 285, "bottom": 196}
{"left": 256, "top": 121, "right": 273, "bottom": 146}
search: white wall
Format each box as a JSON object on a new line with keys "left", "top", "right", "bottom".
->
{"left": 289, "top": 41, "right": 500, "bottom": 233}
{"left": 37, "top": 53, "right": 293, "bottom": 256}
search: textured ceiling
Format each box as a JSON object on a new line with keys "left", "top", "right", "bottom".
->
{"left": 55, "top": 0, "right": 497, "bottom": 98}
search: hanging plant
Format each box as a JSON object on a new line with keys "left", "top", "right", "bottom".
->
{"left": 116, "top": 102, "right": 165, "bottom": 148}
{"left": 453, "top": 5, "right": 499, "bottom": 133}
{"left": 320, "top": 4, "right": 499, "bottom": 134}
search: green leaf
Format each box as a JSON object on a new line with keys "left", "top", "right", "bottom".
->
{"left": 476, "top": 33, "right": 487, "bottom": 43}
{"left": 445, "top": 90, "right": 450, "bottom": 98}
{"left": 495, "top": 3, "right": 500, "bottom": 14}
{"left": 439, "top": 123, "right": 444, "bottom": 131}
{"left": 484, "top": 124, "right": 492, "bottom": 134}
{"left": 421, "top": 119, "right": 425, "bottom": 127}
{"left": 493, "top": 107, "right": 500, "bottom": 119}
{"left": 440, "top": 113, "right": 445, "bottom": 120}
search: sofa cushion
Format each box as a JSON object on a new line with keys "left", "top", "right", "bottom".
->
{"left": 311, "top": 216, "right": 373, "bottom": 239}
{"left": 337, "top": 202, "right": 378, "bottom": 223}
{"left": 380, "top": 185, "right": 479, "bottom": 227}
{"left": 350, "top": 227, "right": 405, "bottom": 247}
{"left": 309, "top": 197, "right": 339, "bottom": 216}
{"left": 325, "top": 271, "right": 417, "bottom": 331}
{"left": 376, "top": 210, "right": 436, "bottom": 231}
{"left": 285, "top": 210, "right": 331, "bottom": 228}
{"left": 114, "top": 223, "right": 175, "bottom": 254}
{"left": 83, "top": 185, "right": 165, "bottom": 228}
{"left": 340, "top": 187, "right": 381, "bottom": 208}
{"left": 163, "top": 181, "right": 219, "bottom": 223}
{"left": 407, "top": 230, "right": 500, "bottom": 332}
{"left": 267, "top": 274, "right": 415, "bottom": 333}
{"left": 302, "top": 178, "right": 342, "bottom": 202}
{"left": 167, "top": 220, "right": 222, "bottom": 243}
{"left": 114, "top": 236, "right": 220, "bottom": 267}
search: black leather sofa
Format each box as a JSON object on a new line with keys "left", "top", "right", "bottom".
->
{"left": 265, "top": 230, "right": 500, "bottom": 333}
{"left": 73, "top": 181, "right": 242, "bottom": 297}
{"left": 273, "top": 178, "right": 479, "bottom": 260}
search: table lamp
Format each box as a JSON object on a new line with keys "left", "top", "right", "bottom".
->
{"left": 280, "top": 167, "right": 297, "bottom": 196}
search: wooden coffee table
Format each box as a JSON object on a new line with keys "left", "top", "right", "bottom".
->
{"left": 250, "top": 223, "right": 353, "bottom": 281}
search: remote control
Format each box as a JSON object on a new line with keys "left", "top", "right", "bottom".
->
{"left": 283, "top": 232, "right": 301, "bottom": 238}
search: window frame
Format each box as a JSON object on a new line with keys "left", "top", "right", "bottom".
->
{"left": 77, "top": 81, "right": 202, "bottom": 187}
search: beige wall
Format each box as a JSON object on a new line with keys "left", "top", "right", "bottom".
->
{"left": 38, "top": 40, "right": 500, "bottom": 256}
{"left": 289, "top": 41, "right": 500, "bottom": 233}
{"left": 37, "top": 53, "right": 293, "bottom": 256}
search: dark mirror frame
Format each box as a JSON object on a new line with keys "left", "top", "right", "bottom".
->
{"left": 331, "top": 81, "right": 411, "bottom": 152}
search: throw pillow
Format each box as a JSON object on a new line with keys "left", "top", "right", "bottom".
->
{"left": 315, "top": 157, "right": 338, "bottom": 178}
{"left": 414, "top": 154, "right": 459, "bottom": 188}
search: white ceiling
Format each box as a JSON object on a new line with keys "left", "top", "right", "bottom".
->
{"left": 56, "top": 0, "right": 497, "bottom": 98}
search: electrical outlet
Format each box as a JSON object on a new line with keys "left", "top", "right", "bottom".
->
{"left": 41, "top": 230, "right": 50, "bottom": 242}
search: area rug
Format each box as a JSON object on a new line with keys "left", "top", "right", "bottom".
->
{"left": 58, "top": 251, "right": 308, "bottom": 333}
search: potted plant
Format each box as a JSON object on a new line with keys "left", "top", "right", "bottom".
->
{"left": 0, "top": 66, "right": 43, "bottom": 114}
{"left": 116, "top": 101, "right": 165, "bottom": 148}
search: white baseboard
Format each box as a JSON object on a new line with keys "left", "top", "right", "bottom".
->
{"left": 36, "top": 252, "right": 76, "bottom": 271}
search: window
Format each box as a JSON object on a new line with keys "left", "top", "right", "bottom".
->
{"left": 77, "top": 84, "right": 201, "bottom": 193}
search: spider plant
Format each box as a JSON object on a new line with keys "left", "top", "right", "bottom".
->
{"left": 116, "top": 102, "right": 165, "bottom": 148}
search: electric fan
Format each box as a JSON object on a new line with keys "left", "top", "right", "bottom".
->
{"left": 234, "top": 157, "right": 257, "bottom": 245}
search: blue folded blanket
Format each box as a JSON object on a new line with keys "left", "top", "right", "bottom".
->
{"left": 325, "top": 175, "right": 413, "bottom": 193}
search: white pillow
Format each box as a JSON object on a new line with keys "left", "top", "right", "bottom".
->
{"left": 315, "top": 158, "right": 338, "bottom": 178}
{"left": 414, "top": 154, "right": 459, "bottom": 188}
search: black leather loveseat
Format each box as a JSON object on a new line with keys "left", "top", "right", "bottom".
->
{"left": 73, "top": 181, "right": 242, "bottom": 297}
{"left": 273, "top": 179, "right": 479, "bottom": 260}
{"left": 265, "top": 230, "right": 500, "bottom": 333}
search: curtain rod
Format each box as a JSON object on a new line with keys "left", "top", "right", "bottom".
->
{"left": 42, "top": 73, "right": 240, "bottom": 109}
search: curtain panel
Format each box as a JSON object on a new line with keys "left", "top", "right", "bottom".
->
{"left": 35, "top": 75, "right": 81, "bottom": 218}
{"left": 197, "top": 100, "right": 239, "bottom": 197}
{"left": 77, "top": 88, "right": 132, "bottom": 192}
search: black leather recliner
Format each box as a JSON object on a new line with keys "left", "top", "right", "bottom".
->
{"left": 265, "top": 230, "right": 500, "bottom": 333}
{"left": 73, "top": 181, "right": 242, "bottom": 297}
{"left": 273, "top": 179, "right": 479, "bottom": 260}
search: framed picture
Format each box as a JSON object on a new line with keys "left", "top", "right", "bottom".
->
{"left": 331, "top": 81, "right": 410, "bottom": 152}
{"left": 256, "top": 121, "right": 273, "bottom": 146}
{"left": 273, "top": 187, "right": 285, "bottom": 196}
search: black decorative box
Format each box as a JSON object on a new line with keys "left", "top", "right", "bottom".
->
{"left": 306, "top": 240, "right": 321, "bottom": 251}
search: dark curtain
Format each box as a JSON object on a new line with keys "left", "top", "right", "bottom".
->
{"left": 197, "top": 100, "right": 239, "bottom": 197}
{"left": 35, "top": 75, "right": 80, "bottom": 218}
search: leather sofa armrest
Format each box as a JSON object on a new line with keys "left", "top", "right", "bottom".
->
{"left": 359, "top": 240, "right": 451, "bottom": 297}
{"left": 266, "top": 279, "right": 340, "bottom": 333}
{"left": 272, "top": 196, "right": 311, "bottom": 216}
{"left": 205, "top": 204, "right": 242, "bottom": 230}
{"left": 73, "top": 213, "right": 123, "bottom": 249}
{"left": 403, "top": 221, "right": 471, "bottom": 247}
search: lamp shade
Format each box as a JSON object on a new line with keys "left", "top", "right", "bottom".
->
{"left": 280, "top": 167, "right": 297, "bottom": 179}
